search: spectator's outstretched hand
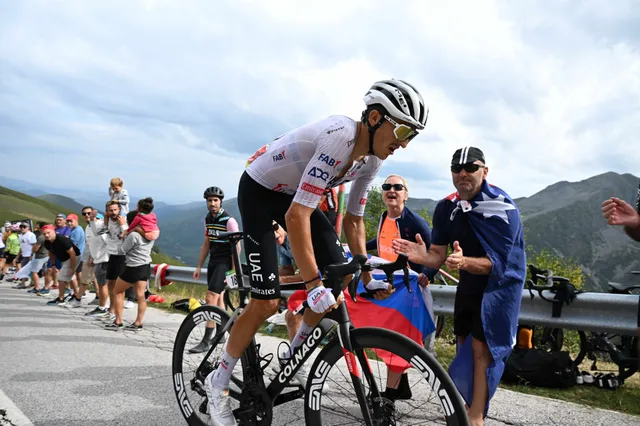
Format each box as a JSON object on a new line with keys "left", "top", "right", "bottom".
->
{"left": 392, "top": 234, "right": 428, "bottom": 264}
{"left": 602, "top": 197, "right": 640, "bottom": 227}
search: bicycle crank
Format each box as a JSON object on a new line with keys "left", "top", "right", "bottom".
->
{"left": 235, "top": 382, "right": 273, "bottom": 426}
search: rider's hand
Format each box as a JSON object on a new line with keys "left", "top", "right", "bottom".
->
{"left": 307, "top": 285, "right": 338, "bottom": 314}
{"left": 193, "top": 268, "right": 201, "bottom": 280}
{"left": 365, "top": 279, "right": 391, "bottom": 292}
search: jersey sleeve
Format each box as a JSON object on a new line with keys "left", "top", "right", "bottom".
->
{"left": 292, "top": 123, "right": 355, "bottom": 209}
{"left": 226, "top": 218, "right": 239, "bottom": 232}
{"left": 431, "top": 200, "right": 451, "bottom": 247}
{"left": 345, "top": 161, "right": 380, "bottom": 216}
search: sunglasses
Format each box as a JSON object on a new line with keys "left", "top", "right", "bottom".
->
{"left": 382, "top": 183, "right": 405, "bottom": 191}
{"left": 82, "top": 212, "right": 92, "bottom": 216}
{"left": 451, "top": 163, "right": 485, "bottom": 174}
{"left": 384, "top": 115, "right": 418, "bottom": 142}
{"left": 272, "top": 223, "right": 280, "bottom": 232}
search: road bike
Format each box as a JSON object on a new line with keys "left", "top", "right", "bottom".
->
{"left": 172, "top": 230, "right": 469, "bottom": 425}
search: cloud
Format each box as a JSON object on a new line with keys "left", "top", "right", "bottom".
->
{"left": 0, "top": 0, "right": 638, "bottom": 205}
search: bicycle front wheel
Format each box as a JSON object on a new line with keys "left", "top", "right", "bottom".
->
{"left": 304, "top": 327, "right": 469, "bottom": 426}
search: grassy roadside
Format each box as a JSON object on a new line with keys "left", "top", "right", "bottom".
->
{"left": 152, "top": 280, "right": 640, "bottom": 416}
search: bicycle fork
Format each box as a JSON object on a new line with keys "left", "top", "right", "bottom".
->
{"left": 334, "top": 315, "right": 380, "bottom": 426}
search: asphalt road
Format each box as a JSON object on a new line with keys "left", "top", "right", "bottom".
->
{"left": 1, "top": 282, "right": 639, "bottom": 426}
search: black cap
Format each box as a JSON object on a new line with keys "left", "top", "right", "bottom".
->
{"left": 451, "top": 146, "right": 485, "bottom": 166}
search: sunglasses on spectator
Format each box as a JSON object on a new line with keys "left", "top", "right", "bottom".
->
{"left": 451, "top": 163, "right": 485, "bottom": 174}
{"left": 384, "top": 115, "right": 418, "bottom": 142}
{"left": 82, "top": 212, "right": 92, "bottom": 216}
{"left": 382, "top": 183, "right": 405, "bottom": 191}
{"left": 273, "top": 223, "right": 280, "bottom": 232}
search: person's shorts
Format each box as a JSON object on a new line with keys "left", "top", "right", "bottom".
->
{"left": 47, "top": 258, "right": 62, "bottom": 270}
{"left": 119, "top": 264, "right": 151, "bottom": 284}
{"left": 6, "top": 253, "right": 17, "bottom": 265}
{"left": 207, "top": 261, "right": 231, "bottom": 294}
{"left": 19, "top": 256, "right": 30, "bottom": 266}
{"left": 106, "top": 255, "right": 126, "bottom": 281}
{"left": 75, "top": 261, "right": 84, "bottom": 274}
{"left": 286, "top": 289, "right": 307, "bottom": 314}
{"left": 0, "top": 247, "right": 5, "bottom": 258}
{"left": 80, "top": 262, "right": 95, "bottom": 285}
{"left": 14, "top": 257, "right": 49, "bottom": 280}
{"left": 237, "top": 171, "right": 346, "bottom": 300}
{"left": 58, "top": 260, "right": 76, "bottom": 282}
{"left": 453, "top": 292, "right": 486, "bottom": 342}
{"left": 94, "top": 262, "right": 108, "bottom": 286}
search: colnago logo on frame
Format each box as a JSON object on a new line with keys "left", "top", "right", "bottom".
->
{"left": 410, "top": 356, "right": 455, "bottom": 417}
{"left": 174, "top": 373, "right": 194, "bottom": 417}
{"left": 278, "top": 326, "right": 323, "bottom": 384}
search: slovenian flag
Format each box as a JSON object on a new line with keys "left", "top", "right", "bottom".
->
{"left": 344, "top": 253, "right": 435, "bottom": 372}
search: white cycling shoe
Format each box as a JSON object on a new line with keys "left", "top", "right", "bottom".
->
{"left": 205, "top": 373, "right": 237, "bottom": 426}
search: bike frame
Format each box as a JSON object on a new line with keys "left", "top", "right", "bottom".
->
{"left": 193, "top": 232, "right": 382, "bottom": 424}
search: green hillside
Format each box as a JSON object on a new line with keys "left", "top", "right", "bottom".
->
{"left": 0, "top": 185, "right": 75, "bottom": 224}
{"left": 38, "top": 194, "right": 85, "bottom": 213}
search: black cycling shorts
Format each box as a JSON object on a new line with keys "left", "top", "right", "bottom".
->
{"left": 207, "top": 261, "right": 231, "bottom": 294}
{"left": 453, "top": 292, "right": 486, "bottom": 342}
{"left": 119, "top": 264, "right": 151, "bottom": 284}
{"left": 106, "top": 255, "right": 126, "bottom": 281}
{"left": 238, "top": 171, "right": 346, "bottom": 300}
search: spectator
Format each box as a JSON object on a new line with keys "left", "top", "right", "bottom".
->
{"left": 393, "top": 147, "right": 525, "bottom": 426}
{"left": 13, "top": 222, "right": 48, "bottom": 292}
{"left": 66, "top": 214, "right": 86, "bottom": 303}
{"left": 189, "top": 187, "right": 240, "bottom": 353}
{"left": 45, "top": 213, "right": 71, "bottom": 290}
{"left": 319, "top": 188, "right": 338, "bottom": 228}
{"left": 84, "top": 211, "right": 111, "bottom": 317}
{"left": 0, "top": 222, "right": 6, "bottom": 280}
{"left": 106, "top": 198, "right": 157, "bottom": 331}
{"left": 2, "top": 225, "right": 20, "bottom": 280}
{"left": 91, "top": 201, "right": 128, "bottom": 323}
{"left": 109, "top": 177, "right": 130, "bottom": 214}
{"left": 42, "top": 224, "right": 81, "bottom": 307}
{"left": 601, "top": 190, "right": 640, "bottom": 242}
{"left": 125, "top": 206, "right": 160, "bottom": 241}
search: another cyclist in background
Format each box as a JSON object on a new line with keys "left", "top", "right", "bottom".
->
{"left": 393, "top": 147, "right": 526, "bottom": 426}
{"left": 601, "top": 180, "right": 640, "bottom": 242}
{"left": 205, "top": 78, "right": 429, "bottom": 426}
{"left": 190, "top": 186, "right": 240, "bottom": 354}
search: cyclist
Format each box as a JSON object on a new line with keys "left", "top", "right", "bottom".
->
{"left": 190, "top": 186, "right": 240, "bottom": 353}
{"left": 205, "top": 78, "right": 429, "bottom": 426}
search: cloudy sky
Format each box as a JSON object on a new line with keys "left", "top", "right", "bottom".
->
{"left": 1, "top": 0, "right": 638, "bottom": 204}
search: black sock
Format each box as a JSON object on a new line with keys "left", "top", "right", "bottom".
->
{"left": 203, "top": 327, "right": 215, "bottom": 342}
{"left": 384, "top": 387, "right": 399, "bottom": 401}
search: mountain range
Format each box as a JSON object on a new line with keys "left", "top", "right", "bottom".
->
{"left": 1, "top": 172, "right": 638, "bottom": 291}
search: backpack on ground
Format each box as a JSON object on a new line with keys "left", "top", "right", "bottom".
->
{"left": 501, "top": 348, "right": 577, "bottom": 388}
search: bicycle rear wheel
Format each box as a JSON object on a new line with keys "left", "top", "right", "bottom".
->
{"left": 304, "top": 327, "right": 469, "bottom": 426}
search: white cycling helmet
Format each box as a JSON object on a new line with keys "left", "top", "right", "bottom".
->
{"left": 364, "top": 79, "right": 429, "bottom": 130}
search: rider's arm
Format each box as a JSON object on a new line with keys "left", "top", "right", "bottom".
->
{"left": 285, "top": 202, "right": 319, "bottom": 288}
{"left": 343, "top": 213, "right": 367, "bottom": 259}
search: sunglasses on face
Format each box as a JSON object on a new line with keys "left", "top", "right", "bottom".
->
{"left": 451, "top": 163, "right": 485, "bottom": 174}
{"left": 82, "top": 212, "right": 92, "bottom": 216}
{"left": 382, "top": 183, "right": 405, "bottom": 191}
{"left": 272, "top": 223, "right": 280, "bottom": 232}
{"left": 384, "top": 115, "right": 418, "bottom": 142}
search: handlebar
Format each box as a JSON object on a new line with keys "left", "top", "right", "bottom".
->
{"left": 526, "top": 263, "right": 571, "bottom": 302}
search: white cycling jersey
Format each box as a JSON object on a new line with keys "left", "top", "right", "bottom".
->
{"left": 246, "top": 115, "right": 382, "bottom": 216}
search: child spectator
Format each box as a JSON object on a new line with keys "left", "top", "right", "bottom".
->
{"left": 105, "top": 178, "right": 130, "bottom": 229}
{"left": 125, "top": 199, "right": 160, "bottom": 241}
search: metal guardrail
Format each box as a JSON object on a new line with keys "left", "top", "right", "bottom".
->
{"left": 152, "top": 264, "right": 640, "bottom": 336}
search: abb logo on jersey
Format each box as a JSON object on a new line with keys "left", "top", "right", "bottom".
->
{"left": 318, "top": 154, "right": 341, "bottom": 169}
{"left": 301, "top": 182, "right": 324, "bottom": 196}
